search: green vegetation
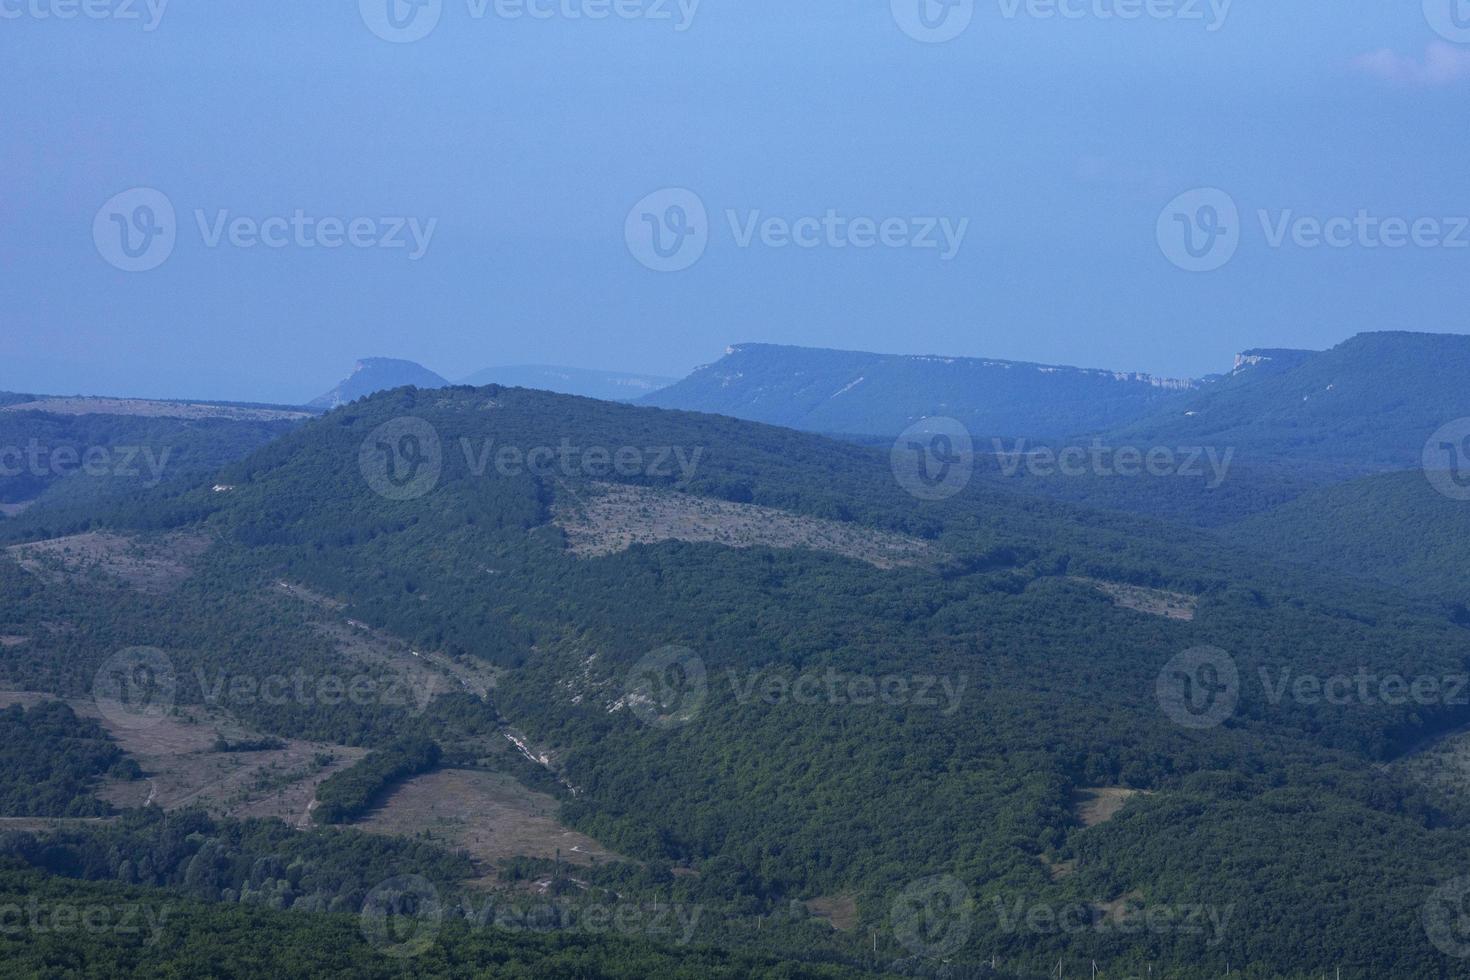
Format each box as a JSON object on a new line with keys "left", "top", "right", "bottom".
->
{"left": 0, "top": 701, "right": 131, "bottom": 817}
{"left": 1232, "top": 468, "right": 1470, "bottom": 609}
{"left": 313, "top": 738, "right": 442, "bottom": 825}
{"left": 645, "top": 341, "right": 1193, "bottom": 438}
{"left": 0, "top": 862, "right": 893, "bottom": 979}
{"left": 1111, "top": 331, "right": 1470, "bottom": 468}
{"left": 0, "top": 410, "right": 301, "bottom": 541}
{"left": 2, "top": 383, "right": 1469, "bottom": 975}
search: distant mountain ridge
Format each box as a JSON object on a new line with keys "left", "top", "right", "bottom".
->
{"left": 459, "top": 365, "right": 676, "bottom": 401}
{"left": 643, "top": 342, "right": 1201, "bottom": 438}
{"left": 1108, "top": 331, "right": 1470, "bottom": 468}
{"left": 309, "top": 358, "right": 449, "bottom": 409}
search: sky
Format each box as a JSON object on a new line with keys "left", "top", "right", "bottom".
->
{"left": 4, "top": 1, "right": 1470, "bottom": 404}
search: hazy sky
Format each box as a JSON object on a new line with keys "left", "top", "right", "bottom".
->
{"left": 5, "top": 1, "right": 1469, "bottom": 403}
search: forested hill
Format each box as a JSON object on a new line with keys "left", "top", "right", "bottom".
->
{"left": 1231, "top": 468, "right": 1470, "bottom": 609}
{"left": 642, "top": 343, "right": 1198, "bottom": 438}
{"left": 7, "top": 383, "right": 1470, "bottom": 975}
{"left": 1106, "top": 331, "right": 1470, "bottom": 468}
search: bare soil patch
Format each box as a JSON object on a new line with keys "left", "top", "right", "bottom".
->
{"left": 1070, "top": 577, "right": 1198, "bottom": 621}
{"left": 353, "top": 769, "right": 622, "bottom": 876}
{"left": 1, "top": 398, "right": 311, "bottom": 422}
{"left": 1074, "top": 787, "right": 1146, "bottom": 828}
{"left": 555, "top": 483, "right": 938, "bottom": 569}
{"left": 0, "top": 690, "right": 365, "bottom": 826}
{"left": 805, "top": 894, "right": 859, "bottom": 931}
{"left": 8, "top": 531, "right": 210, "bottom": 594}
{"left": 275, "top": 581, "right": 500, "bottom": 703}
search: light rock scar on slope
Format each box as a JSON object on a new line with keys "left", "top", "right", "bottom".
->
{"left": 554, "top": 482, "right": 938, "bottom": 569}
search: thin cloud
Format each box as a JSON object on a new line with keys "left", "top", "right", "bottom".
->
{"left": 1353, "top": 41, "right": 1470, "bottom": 87}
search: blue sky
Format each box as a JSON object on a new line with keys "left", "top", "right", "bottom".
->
{"left": 4, "top": 1, "right": 1469, "bottom": 403}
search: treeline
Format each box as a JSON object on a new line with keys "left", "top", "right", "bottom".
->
{"left": 0, "top": 700, "right": 136, "bottom": 817}
{"left": 313, "top": 737, "right": 441, "bottom": 825}
{"left": 0, "top": 862, "right": 897, "bottom": 980}
{"left": 0, "top": 807, "right": 471, "bottom": 913}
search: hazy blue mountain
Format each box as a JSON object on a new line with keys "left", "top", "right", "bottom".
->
{"left": 1107, "top": 332, "right": 1470, "bottom": 468}
{"left": 309, "top": 358, "right": 449, "bottom": 409}
{"left": 460, "top": 364, "right": 676, "bottom": 401}
{"left": 642, "top": 343, "right": 1199, "bottom": 438}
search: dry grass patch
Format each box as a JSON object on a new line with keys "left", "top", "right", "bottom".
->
{"left": 556, "top": 483, "right": 938, "bottom": 569}
{"left": 1074, "top": 787, "right": 1147, "bottom": 828}
{"left": 352, "top": 769, "right": 622, "bottom": 877}
{"left": 0, "top": 690, "right": 365, "bottom": 826}
{"left": 275, "top": 581, "right": 500, "bottom": 703}
{"left": 8, "top": 531, "right": 210, "bottom": 594}
{"left": 1070, "top": 577, "right": 1198, "bottom": 621}
{"left": 805, "top": 894, "right": 860, "bottom": 931}
{"left": 1, "top": 397, "right": 311, "bottom": 422}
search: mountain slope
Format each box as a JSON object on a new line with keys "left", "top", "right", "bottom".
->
{"left": 1108, "top": 331, "right": 1470, "bottom": 469}
{"left": 1231, "top": 469, "right": 1470, "bottom": 609}
{"left": 643, "top": 343, "right": 1198, "bottom": 438}
{"left": 460, "top": 364, "right": 677, "bottom": 401}
{"left": 6, "top": 386, "right": 1470, "bottom": 975}
{"left": 310, "top": 358, "right": 449, "bottom": 409}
